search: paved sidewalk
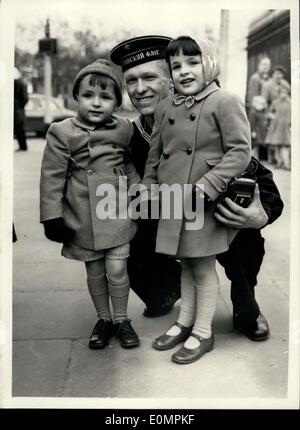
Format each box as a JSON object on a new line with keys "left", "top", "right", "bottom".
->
{"left": 12, "top": 137, "right": 290, "bottom": 400}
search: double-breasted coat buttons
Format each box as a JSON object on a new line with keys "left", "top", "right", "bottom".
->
{"left": 186, "top": 147, "right": 193, "bottom": 155}
{"left": 163, "top": 152, "right": 170, "bottom": 159}
{"left": 87, "top": 169, "right": 94, "bottom": 175}
{"left": 168, "top": 118, "right": 175, "bottom": 125}
{"left": 190, "top": 113, "right": 196, "bottom": 121}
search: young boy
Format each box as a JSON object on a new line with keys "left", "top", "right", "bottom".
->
{"left": 40, "top": 59, "right": 140, "bottom": 350}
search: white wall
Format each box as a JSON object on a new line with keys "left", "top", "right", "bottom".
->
{"left": 225, "top": 10, "right": 264, "bottom": 100}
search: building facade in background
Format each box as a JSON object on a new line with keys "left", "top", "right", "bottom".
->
{"left": 247, "top": 10, "right": 290, "bottom": 83}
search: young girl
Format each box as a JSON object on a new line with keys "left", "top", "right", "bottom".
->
{"left": 40, "top": 59, "right": 140, "bottom": 350}
{"left": 265, "top": 87, "right": 291, "bottom": 169}
{"left": 143, "top": 36, "right": 252, "bottom": 364}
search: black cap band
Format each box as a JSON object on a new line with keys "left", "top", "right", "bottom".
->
{"left": 110, "top": 35, "right": 172, "bottom": 71}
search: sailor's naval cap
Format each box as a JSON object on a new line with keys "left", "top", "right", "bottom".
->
{"left": 110, "top": 35, "right": 171, "bottom": 72}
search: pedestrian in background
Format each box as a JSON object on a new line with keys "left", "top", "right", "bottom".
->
{"left": 14, "top": 67, "right": 28, "bottom": 151}
{"left": 246, "top": 57, "right": 271, "bottom": 160}
{"left": 262, "top": 65, "right": 291, "bottom": 108}
{"left": 263, "top": 65, "right": 291, "bottom": 168}
{"left": 248, "top": 94, "right": 268, "bottom": 160}
{"left": 12, "top": 224, "right": 17, "bottom": 242}
{"left": 40, "top": 59, "right": 141, "bottom": 351}
{"left": 265, "top": 86, "right": 291, "bottom": 169}
{"left": 246, "top": 57, "right": 271, "bottom": 110}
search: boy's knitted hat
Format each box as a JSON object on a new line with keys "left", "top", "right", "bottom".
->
{"left": 72, "top": 59, "right": 123, "bottom": 106}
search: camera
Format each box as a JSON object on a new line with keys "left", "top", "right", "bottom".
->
{"left": 222, "top": 177, "right": 256, "bottom": 208}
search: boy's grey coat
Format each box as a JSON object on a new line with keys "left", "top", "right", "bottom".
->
{"left": 40, "top": 115, "right": 139, "bottom": 251}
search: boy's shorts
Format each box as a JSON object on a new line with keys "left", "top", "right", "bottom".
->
{"left": 62, "top": 241, "right": 130, "bottom": 262}
{"left": 106, "top": 243, "right": 130, "bottom": 260}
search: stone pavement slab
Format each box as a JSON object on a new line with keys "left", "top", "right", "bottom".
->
{"left": 13, "top": 237, "right": 63, "bottom": 264}
{"left": 13, "top": 283, "right": 289, "bottom": 399}
{"left": 13, "top": 290, "right": 233, "bottom": 341}
{"left": 13, "top": 332, "right": 287, "bottom": 399}
{"left": 252, "top": 286, "right": 289, "bottom": 334}
{"left": 12, "top": 333, "right": 288, "bottom": 399}
{"left": 13, "top": 291, "right": 96, "bottom": 340}
{"left": 13, "top": 261, "right": 87, "bottom": 292}
{"left": 221, "top": 285, "right": 289, "bottom": 335}
{"left": 12, "top": 339, "right": 72, "bottom": 397}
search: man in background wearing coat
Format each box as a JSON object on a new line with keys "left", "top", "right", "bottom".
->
{"left": 14, "top": 67, "right": 28, "bottom": 151}
{"left": 110, "top": 36, "right": 283, "bottom": 341}
{"left": 246, "top": 57, "right": 271, "bottom": 161}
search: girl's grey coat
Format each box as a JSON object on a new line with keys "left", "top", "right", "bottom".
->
{"left": 40, "top": 115, "right": 139, "bottom": 251}
{"left": 143, "top": 82, "right": 252, "bottom": 257}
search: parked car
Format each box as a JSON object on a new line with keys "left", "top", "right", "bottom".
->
{"left": 25, "top": 93, "right": 75, "bottom": 137}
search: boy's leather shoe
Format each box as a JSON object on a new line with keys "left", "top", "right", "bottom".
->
{"left": 89, "top": 319, "right": 114, "bottom": 349}
{"left": 171, "top": 333, "right": 214, "bottom": 364}
{"left": 152, "top": 322, "right": 193, "bottom": 350}
{"left": 115, "top": 319, "right": 140, "bottom": 348}
{"left": 243, "top": 314, "right": 270, "bottom": 341}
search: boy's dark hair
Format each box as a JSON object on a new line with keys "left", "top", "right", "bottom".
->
{"left": 73, "top": 73, "right": 120, "bottom": 105}
{"left": 165, "top": 36, "right": 201, "bottom": 73}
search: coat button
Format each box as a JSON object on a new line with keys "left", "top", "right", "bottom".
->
{"left": 163, "top": 152, "right": 170, "bottom": 159}
{"left": 186, "top": 147, "right": 193, "bottom": 155}
{"left": 87, "top": 169, "right": 93, "bottom": 175}
{"left": 168, "top": 118, "right": 175, "bottom": 125}
{"left": 113, "top": 168, "right": 118, "bottom": 174}
{"left": 190, "top": 113, "right": 196, "bottom": 121}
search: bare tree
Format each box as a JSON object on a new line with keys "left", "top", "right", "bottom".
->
{"left": 15, "top": 19, "right": 134, "bottom": 106}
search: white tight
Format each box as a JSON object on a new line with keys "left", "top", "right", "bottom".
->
{"left": 177, "top": 257, "right": 220, "bottom": 339}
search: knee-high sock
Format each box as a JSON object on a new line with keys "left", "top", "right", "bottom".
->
{"left": 87, "top": 274, "right": 111, "bottom": 321}
{"left": 108, "top": 278, "right": 130, "bottom": 323}
{"left": 192, "top": 282, "right": 220, "bottom": 339}
{"left": 177, "top": 262, "right": 196, "bottom": 328}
